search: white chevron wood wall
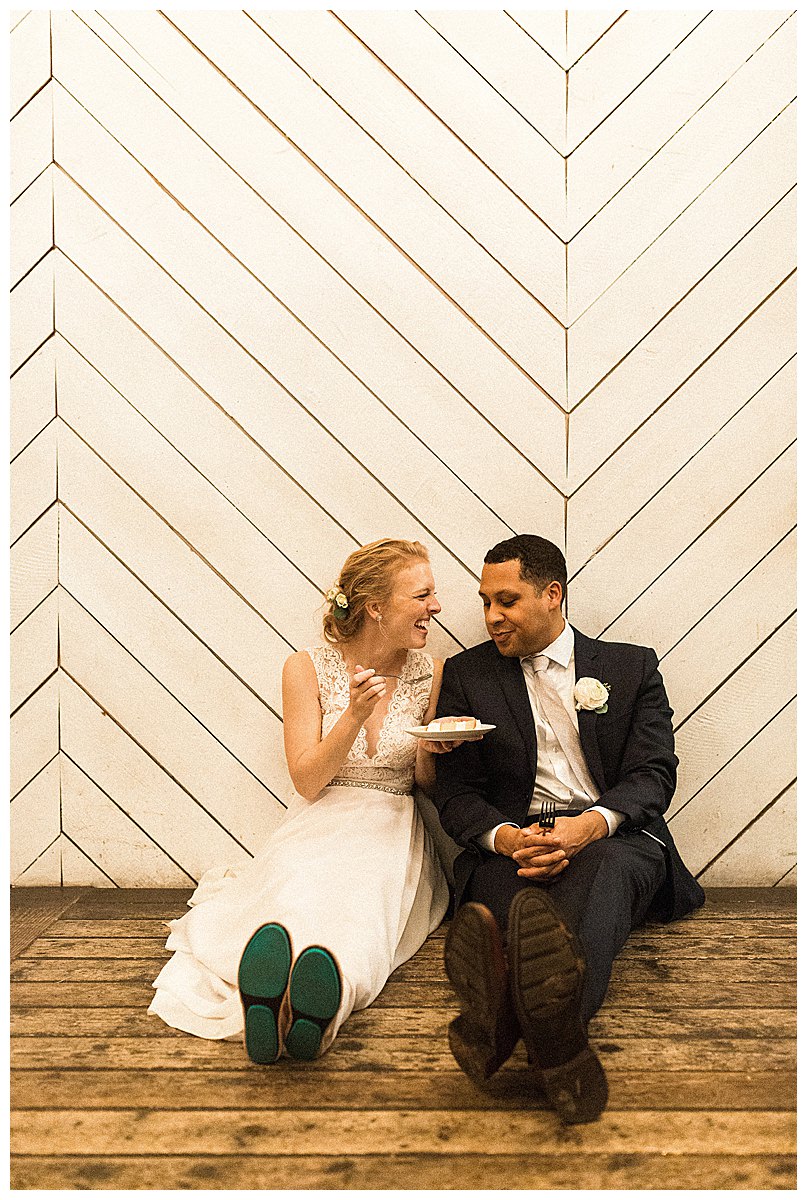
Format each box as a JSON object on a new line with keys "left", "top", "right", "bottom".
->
{"left": 10, "top": 10, "right": 795, "bottom": 889}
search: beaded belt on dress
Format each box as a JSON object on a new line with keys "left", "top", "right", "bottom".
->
{"left": 331, "top": 778, "right": 410, "bottom": 795}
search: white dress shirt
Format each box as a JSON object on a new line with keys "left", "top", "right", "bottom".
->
{"left": 480, "top": 620, "right": 625, "bottom": 852}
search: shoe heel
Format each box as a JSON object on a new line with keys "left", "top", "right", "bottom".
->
{"left": 244, "top": 1003, "right": 280, "bottom": 1065}
{"left": 238, "top": 923, "right": 292, "bottom": 1065}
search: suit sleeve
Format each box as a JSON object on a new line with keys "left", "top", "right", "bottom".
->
{"left": 433, "top": 656, "right": 514, "bottom": 849}
{"left": 600, "top": 648, "right": 678, "bottom": 831}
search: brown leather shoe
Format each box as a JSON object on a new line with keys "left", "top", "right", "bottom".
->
{"left": 444, "top": 902, "right": 520, "bottom": 1085}
{"left": 508, "top": 888, "right": 608, "bottom": 1124}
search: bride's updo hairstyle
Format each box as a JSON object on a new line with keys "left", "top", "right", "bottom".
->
{"left": 323, "top": 538, "right": 429, "bottom": 644}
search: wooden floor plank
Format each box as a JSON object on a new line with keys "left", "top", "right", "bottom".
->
{"left": 10, "top": 1068, "right": 797, "bottom": 1112}
{"left": 10, "top": 889, "right": 83, "bottom": 961}
{"left": 9, "top": 1152, "right": 797, "bottom": 1190}
{"left": 10, "top": 1108, "right": 797, "bottom": 1156}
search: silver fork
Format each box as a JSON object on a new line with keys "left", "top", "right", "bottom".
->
{"left": 537, "top": 800, "right": 557, "bottom": 831}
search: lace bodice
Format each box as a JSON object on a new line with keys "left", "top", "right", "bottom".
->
{"left": 307, "top": 644, "right": 435, "bottom": 794}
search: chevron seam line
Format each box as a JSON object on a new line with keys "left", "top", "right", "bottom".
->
{"left": 570, "top": 352, "right": 796, "bottom": 565}
{"left": 416, "top": 11, "right": 564, "bottom": 156}
{"left": 10, "top": 662, "right": 58, "bottom": 721}
{"left": 10, "top": 245, "right": 55, "bottom": 296}
{"left": 568, "top": 271, "right": 796, "bottom": 496}
{"left": 59, "top": 662, "right": 262, "bottom": 855}
{"left": 10, "top": 413, "right": 57, "bottom": 467}
{"left": 247, "top": 13, "right": 566, "bottom": 325}
{"left": 10, "top": 585, "right": 58, "bottom": 638}
{"left": 60, "top": 831, "right": 120, "bottom": 888}
{"left": 566, "top": 12, "right": 796, "bottom": 244}
{"left": 59, "top": 498, "right": 286, "bottom": 721}
{"left": 565, "top": 12, "right": 711, "bottom": 159}
{"left": 772, "top": 865, "right": 796, "bottom": 887}
{"left": 568, "top": 99, "right": 796, "bottom": 327}
{"left": 673, "top": 611, "right": 795, "bottom": 736}
{"left": 13, "top": 833, "right": 62, "bottom": 885}
{"left": 59, "top": 581, "right": 287, "bottom": 807}
{"left": 11, "top": 11, "right": 31, "bottom": 35}
{"left": 670, "top": 697, "right": 794, "bottom": 822}
{"left": 331, "top": 11, "right": 563, "bottom": 240}
{"left": 694, "top": 779, "right": 796, "bottom": 881}
{"left": 592, "top": 441, "right": 796, "bottom": 638}
{"left": 659, "top": 526, "right": 796, "bottom": 666}
{"left": 52, "top": 70, "right": 565, "bottom": 496}
{"left": 61, "top": 750, "right": 199, "bottom": 885}
{"left": 10, "top": 751, "right": 60, "bottom": 805}
{"left": 11, "top": 331, "right": 56, "bottom": 381}
{"left": 562, "top": 11, "right": 628, "bottom": 72}
{"left": 10, "top": 498, "right": 57, "bottom": 553}
{"left": 570, "top": 186, "right": 795, "bottom": 411}
{"left": 9, "top": 162, "right": 51, "bottom": 208}
{"left": 502, "top": 12, "right": 565, "bottom": 72}
{"left": 12, "top": 77, "right": 51, "bottom": 124}
{"left": 151, "top": 11, "right": 560, "bottom": 402}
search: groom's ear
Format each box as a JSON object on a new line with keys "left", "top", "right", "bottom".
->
{"left": 544, "top": 581, "right": 564, "bottom": 609}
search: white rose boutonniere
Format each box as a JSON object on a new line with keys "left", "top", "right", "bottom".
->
{"left": 574, "top": 678, "right": 611, "bottom": 714}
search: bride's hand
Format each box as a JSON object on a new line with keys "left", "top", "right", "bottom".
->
{"left": 349, "top": 665, "right": 386, "bottom": 721}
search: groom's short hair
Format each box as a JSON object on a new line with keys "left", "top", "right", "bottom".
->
{"left": 484, "top": 534, "right": 567, "bottom": 602}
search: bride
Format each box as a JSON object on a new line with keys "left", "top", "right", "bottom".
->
{"left": 149, "top": 538, "right": 465, "bottom": 1062}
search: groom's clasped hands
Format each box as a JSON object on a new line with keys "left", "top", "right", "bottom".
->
{"left": 496, "top": 812, "right": 609, "bottom": 880}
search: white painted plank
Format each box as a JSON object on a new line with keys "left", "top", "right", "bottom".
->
{"left": 570, "top": 360, "right": 794, "bottom": 633}
{"left": 250, "top": 10, "right": 566, "bottom": 319}
{"left": 57, "top": 417, "right": 291, "bottom": 718}
{"left": 162, "top": 10, "right": 563, "bottom": 395}
{"left": 51, "top": 176, "right": 482, "bottom": 651}
{"left": 52, "top": 79, "right": 562, "bottom": 539}
{"left": 13, "top": 838, "right": 62, "bottom": 887}
{"left": 568, "top": 104, "right": 795, "bottom": 401}
{"left": 566, "top": 11, "right": 626, "bottom": 67}
{"left": 55, "top": 335, "right": 317, "bottom": 673}
{"left": 61, "top": 756, "right": 195, "bottom": 887}
{"left": 502, "top": 10, "right": 566, "bottom": 69}
{"left": 662, "top": 532, "right": 795, "bottom": 723}
{"left": 10, "top": 757, "right": 60, "bottom": 882}
{"left": 10, "top": 506, "right": 57, "bottom": 631}
{"left": 337, "top": 10, "right": 566, "bottom": 233}
{"left": 10, "top": 164, "right": 52, "bottom": 288}
{"left": 421, "top": 10, "right": 565, "bottom": 150}
{"left": 64, "top": 11, "right": 565, "bottom": 497}
{"left": 10, "top": 337, "right": 56, "bottom": 461}
{"left": 10, "top": 81, "right": 51, "bottom": 202}
{"left": 10, "top": 673, "right": 58, "bottom": 799}
{"left": 10, "top": 7, "right": 49, "bottom": 117}
{"left": 568, "top": 20, "right": 796, "bottom": 323}
{"left": 698, "top": 784, "right": 795, "bottom": 886}
{"left": 567, "top": 10, "right": 706, "bottom": 151}
{"left": 59, "top": 591, "right": 279, "bottom": 862}
{"left": 602, "top": 446, "right": 795, "bottom": 659}
{"left": 10, "top": 589, "right": 58, "bottom": 714}
{"left": 10, "top": 251, "right": 53, "bottom": 374}
{"left": 568, "top": 189, "right": 794, "bottom": 473}
{"left": 11, "top": 12, "right": 31, "bottom": 34}
{"left": 567, "top": 276, "right": 795, "bottom": 561}
{"left": 60, "top": 508, "right": 291, "bottom": 806}
{"left": 669, "top": 701, "right": 795, "bottom": 872}
{"left": 10, "top": 420, "right": 56, "bottom": 545}
{"left": 60, "top": 837, "right": 115, "bottom": 888}
{"left": 566, "top": 10, "right": 791, "bottom": 234}
{"left": 674, "top": 617, "right": 795, "bottom": 808}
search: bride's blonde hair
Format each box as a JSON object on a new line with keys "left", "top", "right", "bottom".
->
{"left": 323, "top": 538, "right": 429, "bottom": 644}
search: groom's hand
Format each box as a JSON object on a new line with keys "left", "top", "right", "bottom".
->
{"left": 511, "top": 812, "right": 608, "bottom": 880}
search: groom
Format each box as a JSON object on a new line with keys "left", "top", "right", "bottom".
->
{"left": 434, "top": 534, "right": 704, "bottom": 1124}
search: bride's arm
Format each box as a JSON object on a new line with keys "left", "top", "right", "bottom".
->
{"left": 282, "top": 652, "right": 385, "bottom": 801}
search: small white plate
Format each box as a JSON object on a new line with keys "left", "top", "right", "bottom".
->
{"left": 405, "top": 724, "right": 496, "bottom": 741}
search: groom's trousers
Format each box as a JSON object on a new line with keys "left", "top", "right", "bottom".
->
{"left": 465, "top": 826, "right": 666, "bottom": 1024}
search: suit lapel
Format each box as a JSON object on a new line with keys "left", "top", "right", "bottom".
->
{"left": 572, "top": 627, "right": 607, "bottom": 793}
{"left": 492, "top": 648, "right": 537, "bottom": 770}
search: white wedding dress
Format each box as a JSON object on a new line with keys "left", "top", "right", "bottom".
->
{"left": 149, "top": 645, "right": 449, "bottom": 1053}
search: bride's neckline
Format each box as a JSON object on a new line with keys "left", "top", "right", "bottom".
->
{"left": 331, "top": 646, "right": 412, "bottom": 760}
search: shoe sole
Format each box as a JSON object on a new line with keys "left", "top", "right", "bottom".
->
{"left": 508, "top": 889, "right": 608, "bottom": 1124}
{"left": 444, "top": 902, "right": 518, "bottom": 1083}
{"left": 285, "top": 947, "right": 342, "bottom": 1061}
{"left": 238, "top": 923, "right": 292, "bottom": 1065}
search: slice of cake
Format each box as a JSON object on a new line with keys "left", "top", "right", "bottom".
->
{"left": 426, "top": 716, "right": 480, "bottom": 732}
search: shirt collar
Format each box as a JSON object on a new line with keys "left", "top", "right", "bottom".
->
{"left": 520, "top": 619, "right": 574, "bottom": 670}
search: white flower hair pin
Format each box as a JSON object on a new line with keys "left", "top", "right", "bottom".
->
{"left": 574, "top": 678, "right": 611, "bottom": 714}
{"left": 325, "top": 587, "right": 349, "bottom": 621}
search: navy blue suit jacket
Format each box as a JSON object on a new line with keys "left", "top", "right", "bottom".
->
{"left": 434, "top": 627, "right": 705, "bottom": 922}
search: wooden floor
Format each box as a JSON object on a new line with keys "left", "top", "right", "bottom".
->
{"left": 10, "top": 886, "right": 796, "bottom": 1190}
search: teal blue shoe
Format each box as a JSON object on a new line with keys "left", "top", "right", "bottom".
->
{"left": 285, "top": 947, "right": 342, "bottom": 1061}
{"left": 238, "top": 923, "right": 292, "bottom": 1064}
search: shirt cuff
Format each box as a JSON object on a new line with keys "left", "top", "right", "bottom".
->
{"left": 590, "top": 805, "right": 626, "bottom": 837}
{"left": 479, "top": 822, "right": 520, "bottom": 853}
